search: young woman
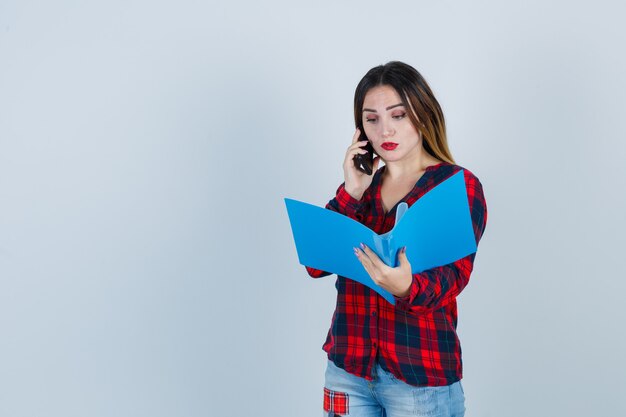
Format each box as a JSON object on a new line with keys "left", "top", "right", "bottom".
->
{"left": 305, "top": 61, "right": 488, "bottom": 417}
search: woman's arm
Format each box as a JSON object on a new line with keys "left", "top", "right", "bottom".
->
{"left": 394, "top": 170, "right": 488, "bottom": 313}
{"left": 305, "top": 181, "right": 366, "bottom": 278}
{"left": 306, "top": 128, "right": 380, "bottom": 278}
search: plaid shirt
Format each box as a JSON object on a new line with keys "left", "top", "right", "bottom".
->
{"left": 305, "top": 161, "right": 488, "bottom": 387}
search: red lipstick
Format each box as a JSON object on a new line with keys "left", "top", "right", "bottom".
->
{"left": 381, "top": 142, "right": 398, "bottom": 150}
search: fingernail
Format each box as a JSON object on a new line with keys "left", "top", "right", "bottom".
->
{"left": 360, "top": 242, "right": 365, "bottom": 249}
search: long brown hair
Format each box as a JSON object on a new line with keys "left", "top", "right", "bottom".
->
{"left": 353, "top": 61, "right": 455, "bottom": 164}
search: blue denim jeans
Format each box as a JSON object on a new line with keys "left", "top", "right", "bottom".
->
{"left": 323, "top": 359, "right": 465, "bottom": 417}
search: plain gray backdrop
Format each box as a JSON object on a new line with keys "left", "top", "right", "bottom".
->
{"left": 1, "top": 1, "right": 625, "bottom": 416}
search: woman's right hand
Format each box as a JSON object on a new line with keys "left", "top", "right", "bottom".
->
{"left": 343, "top": 127, "right": 381, "bottom": 201}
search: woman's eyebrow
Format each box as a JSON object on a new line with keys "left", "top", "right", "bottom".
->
{"left": 362, "top": 103, "right": 404, "bottom": 113}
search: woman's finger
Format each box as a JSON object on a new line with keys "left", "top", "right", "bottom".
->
{"left": 351, "top": 127, "right": 361, "bottom": 144}
{"left": 348, "top": 136, "right": 369, "bottom": 152}
{"left": 359, "top": 243, "right": 383, "bottom": 269}
{"left": 355, "top": 248, "right": 377, "bottom": 282}
{"left": 352, "top": 147, "right": 369, "bottom": 156}
{"left": 354, "top": 247, "right": 372, "bottom": 268}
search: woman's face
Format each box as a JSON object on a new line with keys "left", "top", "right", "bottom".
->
{"left": 361, "top": 84, "right": 422, "bottom": 163}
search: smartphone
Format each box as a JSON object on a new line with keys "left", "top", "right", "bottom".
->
{"left": 353, "top": 129, "right": 375, "bottom": 175}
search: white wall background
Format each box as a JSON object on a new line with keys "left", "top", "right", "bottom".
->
{"left": 1, "top": 1, "right": 625, "bottom": 416}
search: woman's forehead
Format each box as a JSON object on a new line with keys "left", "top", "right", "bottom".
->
{"left": 363, "top": 85, "right": 402, "bottom": 107}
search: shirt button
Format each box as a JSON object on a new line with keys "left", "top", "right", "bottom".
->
{"left": 372, "top": 342, "right": 377, "bottom": 349}
{"left": 371, "top": 311, "right": 377, "bottom": 317}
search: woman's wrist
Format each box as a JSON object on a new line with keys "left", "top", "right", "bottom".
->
{"left": 345, "top": 186, "right": 364, "bottom": 201}
{"left": 395, "top": 288, "right": 410, "bottom": 298}
{"left": 394, "top": 273, "right": 413, "bottom": 298}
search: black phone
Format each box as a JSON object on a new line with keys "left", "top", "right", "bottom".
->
{"left": 353, "top": 129, "right": 375, "bottom": 175}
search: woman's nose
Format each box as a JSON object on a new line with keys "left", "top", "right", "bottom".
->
{"left": 381, "top": 121, "right": 395, "bottom": 138}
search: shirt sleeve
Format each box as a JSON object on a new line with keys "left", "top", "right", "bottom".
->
{"left": 305, "top": 181, "right": 366, "bottom": 278}
{"left": 394, "top": 170, "right": 488, "bottom": 313}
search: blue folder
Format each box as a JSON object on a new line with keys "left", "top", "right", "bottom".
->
{"left": 284, "top": 170, "right": 477, "bottom": 305}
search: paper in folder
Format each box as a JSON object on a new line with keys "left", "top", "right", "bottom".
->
{"left": 284, "top": 169, "right": 477, "bottom": 305}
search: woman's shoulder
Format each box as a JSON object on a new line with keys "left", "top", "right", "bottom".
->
{"left": 439, "top": 163, "right": 487, "bottom": 210}
{"left": 436, "top": 161, "right": 484, "bottom": 185}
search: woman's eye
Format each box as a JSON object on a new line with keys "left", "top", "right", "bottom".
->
{"left": 365, "top": 113, "right": 405, "bottom": 123}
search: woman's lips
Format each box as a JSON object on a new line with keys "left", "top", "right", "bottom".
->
{"left": 381, "top": 142, "right": 398, "bottom": 150}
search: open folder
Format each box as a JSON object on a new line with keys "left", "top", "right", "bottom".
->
{"left": 284, "top": 170, "right": 477, "bottom": 305}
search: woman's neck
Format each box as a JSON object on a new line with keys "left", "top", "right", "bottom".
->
{"left": 382, "top": 153, "right": 441, "bottom": 182}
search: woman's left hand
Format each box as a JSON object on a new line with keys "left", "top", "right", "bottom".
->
{"left": 354, "top": 243, "right": 413, "bottom": 298}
